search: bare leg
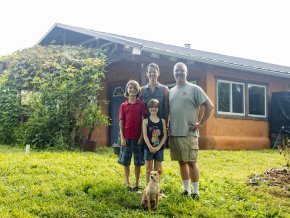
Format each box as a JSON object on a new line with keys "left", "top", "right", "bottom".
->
{"left": 146, "top": 160, "right": 153, "bottom": 184}
{"left": 153, "top": 160, "right": 162, "bottom": 172}
{"left": 134, "top": 165, "right": 141, "bottom": 187}
{"left": 187, "top": 161, "right": 199, "bottom": 182}
{"left": 178, "top": 161, "right": 190, "bottom": 180}
{"left": 124, "top": 165, "right": 130, "bottom": 186}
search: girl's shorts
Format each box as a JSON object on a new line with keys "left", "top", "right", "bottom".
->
{"left": 144, "top": 148, "right": 164, "bottom": 162}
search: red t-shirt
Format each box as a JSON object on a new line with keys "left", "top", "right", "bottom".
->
{"left": 119, "top": 98, "right": 147, "bottom": 139}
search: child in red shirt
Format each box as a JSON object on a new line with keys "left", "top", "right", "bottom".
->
{"left": 118, "top": 80, "right": 146, "bottom": 192}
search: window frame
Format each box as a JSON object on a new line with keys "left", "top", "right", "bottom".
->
{"left": 216, "top": 79, "right": 245, "bottom": 116}
{"left": 247, "top": 83, "right": 267, "bottom": 118}
{"left": 216, "top": 78, "right": 268, "bottom": 119}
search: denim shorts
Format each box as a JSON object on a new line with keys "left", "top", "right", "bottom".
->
{"left": 118, "top": 139, "right": 145, "bottom": 166}
{"left": 144, "top": 148, "right": 164, "bottom": 162}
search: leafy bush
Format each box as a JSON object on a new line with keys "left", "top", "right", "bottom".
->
{"left": 0, "top": 45, "right": 108, "bottom": 148}
{"left": 0, "top": 90, "right": 23, "bottom": 144}
{"left": 278, "top": 130, "right": 290, "bottom": 168}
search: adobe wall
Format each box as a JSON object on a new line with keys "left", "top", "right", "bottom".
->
{"left": 89, "top": 59, "right": 290, "bottom": 149}
{"left": 203, "top": 65, "right": 290, "bottom": 149}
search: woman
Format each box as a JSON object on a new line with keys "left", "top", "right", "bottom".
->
{"left": 140, "top": 63, "right": 169, "bottom": 121}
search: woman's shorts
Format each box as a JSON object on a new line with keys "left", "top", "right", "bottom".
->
{"left": 118, "top": 139, "right": 145, "bottom": 166}
{"left": 169, "top": 136, "right": 198, "bottom": 162}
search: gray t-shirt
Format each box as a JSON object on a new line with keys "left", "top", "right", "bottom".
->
{"left": 169, "top": 83, "right": 209, "bottom": 137}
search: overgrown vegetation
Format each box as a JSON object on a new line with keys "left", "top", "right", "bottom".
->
{"left": 0, "top": 46, "right": 109, "bottom": 148}
{"left": 278, "top": 129, "right": 290, "bottom": 168}
{"left": 0, "top": 146, "right": 289, "bottom": 217}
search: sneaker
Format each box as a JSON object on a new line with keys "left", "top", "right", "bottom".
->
{"left": 131, "top": 185, "right": 140, "bottom": 192}
{"left": 191, "top": 193, "right": 200, "bottom": 201}
{"left": 159, "top": 190, "right": 167, "bottom": 198}
{"left": 126, "top": 185, "right": 132, "bottom": 192}
{"left": 131, "top": 186, "right": 142, "bottom": 194}
{"left": 181, "top": 190, "right": 191, "bottom": 196}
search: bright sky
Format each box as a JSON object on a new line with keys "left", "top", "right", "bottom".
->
{"left": 1, "top": 0, "right": 290, "bottom": 67}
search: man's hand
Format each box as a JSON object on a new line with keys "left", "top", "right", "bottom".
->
{"left": 189, "top": 122, "right": 204, "bottom": 131}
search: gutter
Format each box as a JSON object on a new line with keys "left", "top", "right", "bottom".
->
{"left": 142, "top": 46, "right": 290, "bottom": 79}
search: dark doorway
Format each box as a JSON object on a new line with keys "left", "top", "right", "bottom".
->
{"left": 109, "top": 82, "right": 126, "bottom": 146}
{"left": 269, "top": 91, "right": 290, "bottom": 147}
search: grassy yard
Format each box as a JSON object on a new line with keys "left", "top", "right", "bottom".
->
{"left": 0, "top": 145, "right": 289, "bottom": 218}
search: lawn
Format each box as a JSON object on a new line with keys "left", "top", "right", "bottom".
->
{"left": 0, "top": 145, "right": 289, "bottom": 218}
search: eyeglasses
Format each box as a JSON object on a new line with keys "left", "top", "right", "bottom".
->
{"left": 149, "top": 106, "right": 159, "bottom": 108}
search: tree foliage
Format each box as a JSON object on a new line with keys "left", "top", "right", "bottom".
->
{"left": 0, "top": 45, "right": 109, "bottom": 148}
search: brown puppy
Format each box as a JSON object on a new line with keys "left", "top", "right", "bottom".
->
{"left": 141, "top": 170, "right": 161, "bottom": 211}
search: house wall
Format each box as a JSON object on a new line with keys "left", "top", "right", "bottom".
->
{"left": 91, "top": 60, "right": 205, "bottom": 146}
{"left": 88, "top": 59, "right": 290, "bottom": 149}
{"left": 202, "top": 65, "right": 290, "bottom": 150}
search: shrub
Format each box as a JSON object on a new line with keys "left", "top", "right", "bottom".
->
{"left": 0, "top": 45, "right": 109, "bottom": 148}
{"left": 0, "top": 90, "right": 23, "bottom": 144}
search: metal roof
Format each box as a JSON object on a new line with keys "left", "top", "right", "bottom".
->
{"left": 38, "top": 23, "right": 290, "bottom": 79}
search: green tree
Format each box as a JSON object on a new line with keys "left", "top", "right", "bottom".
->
{"left": 0, "top": 45, "right": 108, "bottom": 148}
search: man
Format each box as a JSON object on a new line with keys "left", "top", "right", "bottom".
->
{"left": 169, "top": 62, "right": 214, "bottom": 200}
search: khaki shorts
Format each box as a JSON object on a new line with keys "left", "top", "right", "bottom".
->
{"left": 170, "top": 136, "right": 199, "bottom": 162}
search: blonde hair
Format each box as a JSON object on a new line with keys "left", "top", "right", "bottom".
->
{"left": 124, "top": 80, "right": 141, "bottom": 98}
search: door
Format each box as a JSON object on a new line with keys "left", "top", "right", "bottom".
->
{"left": 109, "top": 82, "right": 126, "bottom": 146}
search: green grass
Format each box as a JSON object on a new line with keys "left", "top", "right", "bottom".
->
{"left": 0, "top": 145, "right": 289, "bottom": 218}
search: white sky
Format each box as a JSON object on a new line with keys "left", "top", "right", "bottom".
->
{"left": 1, "top": 0, "right": 290, "bottom": 67}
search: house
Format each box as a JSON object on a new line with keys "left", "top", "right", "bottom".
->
{"left": 38, "top": 23, "right": 290, "bottom": 149}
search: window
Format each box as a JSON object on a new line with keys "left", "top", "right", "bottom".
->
{"left": 217, "top": 80, "right": 245, "bottom": 115}
{"left": 248, "top": 84, "right": 266, "bottom": 117}
{"left": 216, "top": 79, "right": 267, "bottom": 118}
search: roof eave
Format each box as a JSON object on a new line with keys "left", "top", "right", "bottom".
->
{"left": 142, "top": 47, "right": 290, "bottom": 79}
{"left": 37, "top": 23, "right": 59, "bottom": 45}
{"left": 38, "top": 23, "right": 290, "bottom": 79}
{"left": 38, "top": 23, "right": 143, "bottom": 49}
